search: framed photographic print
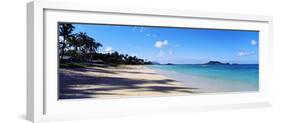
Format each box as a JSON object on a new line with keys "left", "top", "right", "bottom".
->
{"left": 27, "top": 0, "right": 273, "bottom": 122}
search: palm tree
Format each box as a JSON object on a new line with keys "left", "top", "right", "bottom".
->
{"left": 67, "top": 33, "right": 78, "bottom": 52}
{"left": 85, "top": 37, "right": 102, "bottom": 60}
{"left": 58, "top": 23, "right": 75, "bottom": 62}
{"left": 58, "top": 23, "right": 151, "bottom": 65}
{"left": 75, "top": 32, "right": 102, "bottom": 61}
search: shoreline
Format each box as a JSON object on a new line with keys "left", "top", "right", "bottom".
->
{"left": 59, "top": 65, "right": 199, "bottom": 99}
{"left": 150, "top": 66, "right": 258, "bottom": 93}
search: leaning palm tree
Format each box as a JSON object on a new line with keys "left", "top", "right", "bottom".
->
{"left": 87, "top": 37, "right": 102, "bottom": 54}
{"left": 84, "top": 36, "right": 102, "bottom": 60}
{"left": 76, "top": 32, "right": 102, "bottom": 61}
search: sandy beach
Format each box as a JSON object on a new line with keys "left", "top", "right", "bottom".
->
{"left": 59, "top": 65, "right": 199, "bottom": 99}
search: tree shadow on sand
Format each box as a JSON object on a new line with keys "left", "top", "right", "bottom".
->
{"left": 65, "top": 67, "right": 117, "bottom": 74}
{"left": 59, "top": 68, "right": 199, "bottom": 99}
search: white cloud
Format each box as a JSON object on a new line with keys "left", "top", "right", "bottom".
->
{"left": 155, "top": 40, "right": 168, "bottom": 48}
{"left": 251, "top": 40, "right": 257, "bottom": 45}
{"left": 146, "top": 34, "right": 157, "bottom": 38}
{"left": 169, "top": 49, "right": 173, "bottom": 55}
{"left": 237, "top": 51, "right": 254, "bottom": 56}
{"left": 106, "top": 46, "right": 113, "bottom": 54}
{"left": 132, "top": 27, "right": 145, "bottom": 33}
{"left": 131, "top": 53, "right": 137, "bottom": 56}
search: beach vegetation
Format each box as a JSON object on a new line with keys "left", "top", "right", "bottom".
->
{"left": 58, "top": 23, "right": 152, "bottom": 67}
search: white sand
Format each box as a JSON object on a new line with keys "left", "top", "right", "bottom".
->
{"left": 59, "top": 65, "right": 199, "bottom": 99}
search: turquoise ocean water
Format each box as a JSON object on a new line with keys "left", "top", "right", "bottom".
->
{"left": 149, "top": 64, "right": 259, "bottom": 92}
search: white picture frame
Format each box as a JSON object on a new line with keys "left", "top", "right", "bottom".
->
{"left": 27, "top": 0, "right": 273, "bottom": 122}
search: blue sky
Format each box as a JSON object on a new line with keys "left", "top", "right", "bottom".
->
{"left": 72, "top": 23, "right": 259, "bottom": 64}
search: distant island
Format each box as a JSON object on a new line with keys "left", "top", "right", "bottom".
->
{"left": 151, "top": 61, "right": 161, "bottom": 65}
{"left": 204, "top": 61, "right": 238, "bottom": 65}
{"left": 166, "top": 63, "right": 174, "bottom": 65}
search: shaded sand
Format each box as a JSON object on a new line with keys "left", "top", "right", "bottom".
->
{"left": 59, "top": 65, "right": 199, "bottom": 99}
